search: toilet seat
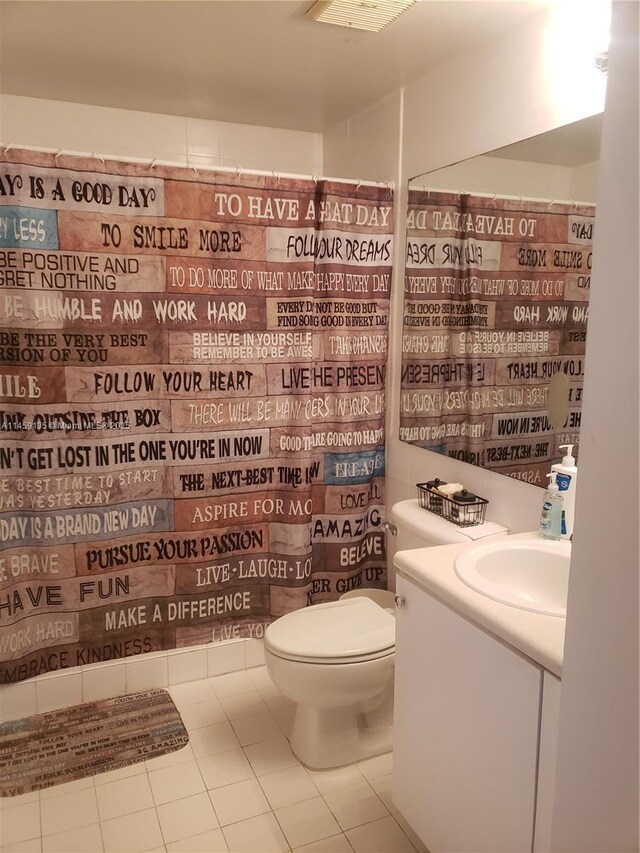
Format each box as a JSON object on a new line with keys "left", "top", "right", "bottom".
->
{"left": 265, "top": 597, "right": 395, "bottom": 664}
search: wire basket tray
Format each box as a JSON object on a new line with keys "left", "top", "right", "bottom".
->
{"left": 417, "top": 481, "right": 488, "bottom": 527}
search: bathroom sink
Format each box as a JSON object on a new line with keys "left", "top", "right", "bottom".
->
{"left": 454, "top": 534, "right": 571, "bottom": 617}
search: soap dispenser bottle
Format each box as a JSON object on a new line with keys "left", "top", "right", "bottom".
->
{"left": 551, "top": 444, "right": 578, "bottom": 539}
{"left": 539, "top": 472, "right": 564, "bottom": 541}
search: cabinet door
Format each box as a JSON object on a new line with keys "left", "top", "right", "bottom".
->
{"left": 533, "top": 671, "right": 562, "bottom": 852}
{"left": 392, "top": 575, "right": 542, "bottom": 853}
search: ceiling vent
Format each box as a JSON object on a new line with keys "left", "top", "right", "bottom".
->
{"left": 306, "top": 0, "right": 416, "bottom": 33}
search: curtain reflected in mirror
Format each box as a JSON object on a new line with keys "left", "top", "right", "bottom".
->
{"left": 548, "top": 373, "right": 571, "bottom": 431}
{"left": 400, "top": 115, "right": 602, "bottom": 487}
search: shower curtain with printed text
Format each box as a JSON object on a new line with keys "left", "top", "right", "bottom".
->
{"left": 401, "top": 189, "right": 593, "bottom": 484}
{"left": 0, "top": 149, "right": 393, "bottom": 682}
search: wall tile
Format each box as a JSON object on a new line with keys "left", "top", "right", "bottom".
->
{"left": 125, "top": 654, "right": 168, "bottom": 692}
{"left": 1, "top": 95, "right": 78, "bottom": 150}
{"left": 150, "top": 112, "right": 187, "bottom": 157}
{"left": 75, "top": 104, "right": 118, "bottom": 154}
{"left": 244, "top": 639, "right": 265, "bottom": 668}
{"left": 0, "top": 681, "right": 37, "bottom": 722}
{"left": 185, "top": 153, "right": 222, "bottom": 171}
{"left": 168, "top": 648, "right": 208, "bottom": 685}
{"left": 81, "top": 662, "right": 127, "bottom": 702}
{"left": 219, "top": 123, "right": 284, "bottom": 161}
{"left": 207, "top": 640, "right": 245, "bottom": 677}
{"left": 219, "top": 123, "right": 320, "bottom": 174}
{"left": 3, "top": 95, "right": 322, "bottom": 177}
{"left": 36, "top": 671, "right": 82, "bottom": 712}
{"left": 4, "top": 637, "right": 263, "bottom": 714}
{"left": 112, "top": 108, "right": 153, "bottom": 155}
{"left": 186, "top": 117, "right": 221, "bottom": 160}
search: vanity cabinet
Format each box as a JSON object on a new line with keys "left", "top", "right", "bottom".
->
{"left": 393, "top": 574, "right": 544, "bottom": 853}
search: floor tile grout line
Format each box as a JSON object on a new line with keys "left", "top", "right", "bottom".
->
{"left": 318, "top": 775, "right": 392, "bottom": 836}
{"left": 12, "top": 671, "right": 405, "bottom": 853}
{"left": 218, "top": 806, "right": 293, "bottom": 853}
{"left": 390, "top": 811, "right": 421, "bottom": 853}
{"left": 183, "top": 706, "right": 259, "bottom": 835}
{"left": 97, "top": 797, "right": 107, "bottom": 853}
{"left": 253, "top": 763, "right": 321, "bottom": 813}
{"left": 37, "top": 788, "right": 43, "bottom": 846}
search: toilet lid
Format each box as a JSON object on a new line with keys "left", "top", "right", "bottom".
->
{"left": 265, "top": 597, "right": 395, "bottom": 663}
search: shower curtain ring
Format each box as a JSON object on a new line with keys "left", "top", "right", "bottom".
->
{"left": 149, "top": 159, "right": 158, "bottom": 170}
{"left": 273, "top": 170, "right": 281, "bottom": 186}
{"left": 93, "top": 152, "right": 106, "bottom": 165}
{"left": 3, "top": 144, "right": 12, "bottom": 155}
{"left": 54, "top": 149, "right": 63, "bottom": 162}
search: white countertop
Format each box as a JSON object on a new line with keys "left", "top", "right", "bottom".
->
{"left": 393, "top": 532, "right": 565, "bottom": 677}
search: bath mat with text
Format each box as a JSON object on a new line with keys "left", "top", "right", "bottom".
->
{"left": 0, "top": 688, "right": 189, "bottom": 797}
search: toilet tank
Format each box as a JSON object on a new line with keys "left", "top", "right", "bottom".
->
{"left": 390, "top": 500, "right": 508, "bottom": 550}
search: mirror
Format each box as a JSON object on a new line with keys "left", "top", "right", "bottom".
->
{"left": 400, "top": 115, "right": 602, "bottom": 486}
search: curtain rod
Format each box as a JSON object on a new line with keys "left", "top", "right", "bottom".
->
{"left": 0, "top": 143, "right": 394, "bottom": 191}
{"left": 408, "top": 185, "right": 595, "bottom": 207}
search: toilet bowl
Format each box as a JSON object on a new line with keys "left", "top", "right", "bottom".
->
{"left": 264, "top": 596, "right": 395, "bottom": 769}
{"left": 265, "top": 500, "right": 508, "bottom": 769}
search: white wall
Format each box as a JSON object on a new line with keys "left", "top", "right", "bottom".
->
{"left": 550, "top": 2, "right": 639, "bottom": 849}
{"left": 322, "top": 90, "right": 402, "bottom": 185}
{"left": 569, "top": 159, "right": 600, "bottom": 201}
{"left": 324, "top": 4, "right": 607, "bottom": 555}
{"left": 402, "top": 4, "right": 608, "bottom": 178}
{"left": 412, "top": 155, "right": 574, "bottom": 200}
{"left": 0, "top": 94, "right": 322, "bottom": 175}
{"left": 324, "top": 5, "right": 639, "bottom": 849}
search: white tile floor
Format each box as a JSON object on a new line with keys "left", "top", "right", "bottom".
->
{"left": 0, "top": 666, "right": 427, "bottom": 853}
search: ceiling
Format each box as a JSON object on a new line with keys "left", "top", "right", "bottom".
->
{"left": 0, "top": 0, "right": 548, "bottom": 132}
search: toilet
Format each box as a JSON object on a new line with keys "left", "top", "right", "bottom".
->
{"left": 264, "top": 499, "right": 508, "bottom": 769}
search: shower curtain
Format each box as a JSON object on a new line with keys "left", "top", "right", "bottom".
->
{"left": 0, "top": 149, "right": 393, "bottom": 682}
{"left": 401, "top": 188, "right": 593, "bottom": 484}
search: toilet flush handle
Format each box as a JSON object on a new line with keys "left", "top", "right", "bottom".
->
{"left": 394, "top": 595, "right": 405, "bottom": 609}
